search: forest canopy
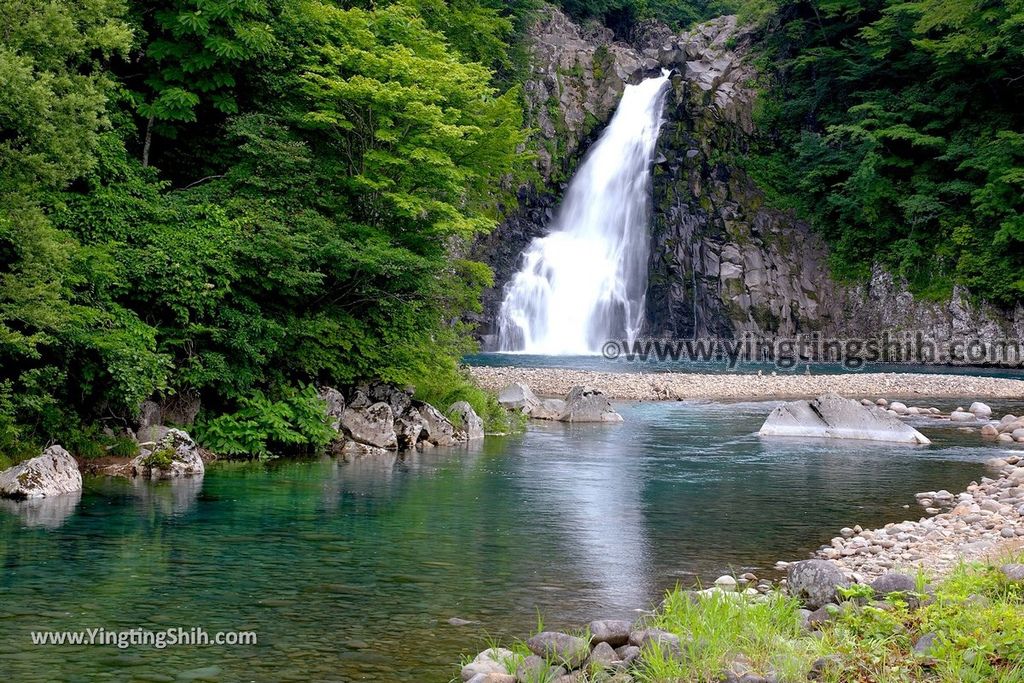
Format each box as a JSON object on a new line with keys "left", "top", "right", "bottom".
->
{"left": 1, "top": 0, "right": 1021, "bottom": 460}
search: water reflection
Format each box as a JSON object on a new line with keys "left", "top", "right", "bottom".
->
{"left": 0, "top": 489, "right": 82, "bottom": 529}
{"left": 0, "top": 399, "right": 1020, "bottom": 682}
{"left": 131, "top": 475, "right": 204, "bottom": 517}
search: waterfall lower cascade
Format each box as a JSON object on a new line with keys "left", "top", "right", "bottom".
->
{"left": 497, "top": 74, "right": 671, "bottom": 354}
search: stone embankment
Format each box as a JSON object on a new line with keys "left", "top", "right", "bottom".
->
{"left": 468, "top": 366, "right": 1024, "bottom": 401}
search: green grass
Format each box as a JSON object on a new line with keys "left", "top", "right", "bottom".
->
{"left": 458, "top": 556, "right": 1024, "bottom": 683}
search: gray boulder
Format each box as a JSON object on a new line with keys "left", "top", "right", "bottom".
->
{"left": 531, "top": 398, "right": 566, "bottom": 420}
{"left": 498, "top": 383, "right": 541, "bottom": 413}
{"left": 526, "top": 631, "right": 590, "bottom": 668}
{"left": 589, "top": 619, "right": 632, "bottom": 647}
{"left": 969, "top": 402, "right": 992, "bottom": 417}
{"left": 587, "top": 641, "right": 618, "bottom": 670}
{"left": 1001, "top": 564, "right": 1024, "bottom": 583}
{"left": 366, "top": 381, "right": 413, "bottom": 418}
{"left": 319, "top": 387, "right": 346, "bottom": 431}
{"left": 759, "top": 394, "right": 930, "bottom": 444}
{"left": 0, "top": 445, "right": 82, "bottom": 499}
{"left": 131, "top": 429, "right": 205, "bottom": 479}
{"left": 870, "top": 572, "right": 917, "bottom": 598}
{"left": 415, "top": 401, "right": 460, "bottom": 446}
{"left": 628, "top": 628, "right": 681, "bottom": 657}
{"left": 394, "top": 408, "right": 427, "bottom": 450}
{"left": 449, "top": 401, "right": 485, "bottom": 440}
{"left": 787, "top": 559, "right": 850, "bottom": 610}
{"left": 340, "top": 402, "right": 398, "bottom": 450}
{"left": 559, "top": 386, "right": 623, "bottom": 423}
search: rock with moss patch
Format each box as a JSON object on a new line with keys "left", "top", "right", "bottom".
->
{"left": 131, "top": 429, "right": 204, "bottom": 479}
{"left": 0, "top": 445, "right": 82, "bottom": 499}
{"left": 787, "top": 559, "right": 850, "bottom": 610}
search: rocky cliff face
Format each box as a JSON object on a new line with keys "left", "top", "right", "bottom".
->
{"left": 640, "top": 16, "right": 836, "bottom": 339}
{"left": 476, "top": 6, "right": 1022, "bottom": 355}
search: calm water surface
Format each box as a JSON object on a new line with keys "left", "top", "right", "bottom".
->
{"left": 1, "top": 400, "right": 1020, "bottom": 682}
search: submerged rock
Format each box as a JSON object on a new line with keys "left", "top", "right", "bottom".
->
{"left": 0, "top": 445, "right": 82, "bottom": 499}
{"left": 559, "top": 386, "right": 623, "bottom": 423}
{"left": 130, "top": 429, "right": 205, "bottom": 479}
{"left": 758, "top": 393, "right": 930, "bottom": 444}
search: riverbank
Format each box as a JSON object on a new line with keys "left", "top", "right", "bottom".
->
{"left": 794, "top": 454, "right": 1024, "bottom": 581}
{"left": 456, "top": 455, "right": 1024, "bottom": 682}
{"left": 467, "top": 366, "right": 1024, "bottom": 400}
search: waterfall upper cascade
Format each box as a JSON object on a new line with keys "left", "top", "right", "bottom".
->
{"left": 497, "top": 74, "right": 671, "bottom": 354}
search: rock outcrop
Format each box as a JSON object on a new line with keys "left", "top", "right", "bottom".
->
{"left": 559, "top": 385, "right": 623, "bottom": 423}
{"left": 474, "top": 6, "right": 1022, "bottom": 354}
{"left": 759, "top": 394, "right": 931, "bottom": 444}
{"left": 131, "top": 429, "right": 205, "bottom": 479}
{"left": 0, "top": 445, "right": 83, "bottom": 499}
{"left": 449, "top": 401, "right": 485, "bottom": 441}
{"left": 325, "top": 383, "right": 479, "bottom": 453}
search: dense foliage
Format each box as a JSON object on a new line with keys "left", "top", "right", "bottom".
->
{"left": 746, "top": 0, "right": 1024, "bottom": 304}
{"left": 0, "top": 0, "right": 527, "bottom": 460}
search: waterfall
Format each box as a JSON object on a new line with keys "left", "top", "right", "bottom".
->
{"left": 497, "top": 74, "right": 671, "bottom": 354}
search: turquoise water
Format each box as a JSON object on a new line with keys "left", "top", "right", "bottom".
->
{"left": 0, "top": 400, "right": 1018, "bottom": 682}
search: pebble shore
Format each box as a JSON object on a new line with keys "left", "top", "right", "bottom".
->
{"left": 782, "top": 454, "right": 1024, "bottom": 582}
{"left": 468, "top": 367, "right": 1024, "bottom": 400}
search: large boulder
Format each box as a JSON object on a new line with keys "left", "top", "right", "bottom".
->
{"left": 367, "top": 381, "right": 413, "bottom": 418}
{"left": 589, "top": 619, "right": 632, "bottom": 647}
{"left": 0, "top": 445, "right": 82, "bottom": 499}
{"left": 415, "top": 401, "right": 460, "bottom": 446}
{"left": 526, "top": 631, "right": 590, "bottom": 669}
{"left": 340, "top": 402, "right": 398, "bottom": 450}
{"left": 130, "top": 429, "right": 205, "bottom": 479}
{"left": 449, "top": 401, "right": 485, "bottom": 440}
{"left": 559, "top": 386, "right": 623, "bottom": 423}
{"left": 787, "top": 559, "right": 850, "bottom": 610}
{"left": 759, "top": 394, "right": 930, "bottom": 444}
{"left": 319, "top": 387, "right": 346, "bottom": 431}
{"left": 531, "top": 398, "right": 566, "bottom": 420}
{"left": 394, "top": 408, "right": 428, "bottom": 450}
{"left": 497, "top": 382, "right": 541, "bottom": 413}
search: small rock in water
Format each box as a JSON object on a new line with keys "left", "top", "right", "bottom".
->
{"left": 969, "top": 402, "right": 993, "bottom": 418}
{"left": 447, "top": 617, "right": 477, "bottom": 626}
